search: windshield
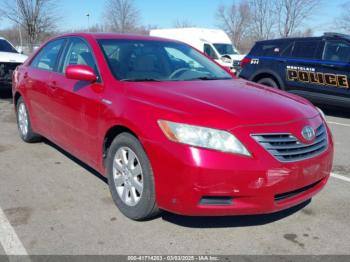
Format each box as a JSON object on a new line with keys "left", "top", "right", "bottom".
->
{"left": 213, "top": 44, "right": 238, "bottom": 55}
{"left": 0, "top": 39, "right": 18, "bottom": 53}
{"left": 98, "top": 39, "right": 232, "bottom": 82}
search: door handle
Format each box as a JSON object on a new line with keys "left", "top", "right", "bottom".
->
{"left": 321, "top": 63, "right": 336, "bottom": 68}
{"left": 49, "top": 81, "right": 57, "bottom": 90}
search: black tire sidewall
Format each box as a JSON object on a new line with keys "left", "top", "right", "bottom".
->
{"left": 106, "top": 133, "right": 157, "bottom": 220}
{"left": 257, "top": 78, "right": 279, "bottom": 88}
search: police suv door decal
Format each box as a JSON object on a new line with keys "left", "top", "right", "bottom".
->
{"left": 286, "top": 65, "right": 349, "bottom": 88}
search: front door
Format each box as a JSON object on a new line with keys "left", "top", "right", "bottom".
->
{"left": 47, "top": 37, "right": 103, "bottom": 166}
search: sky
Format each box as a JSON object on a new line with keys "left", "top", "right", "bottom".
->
{"left": 0, "top": 0, "right": 348, "bottom": 35}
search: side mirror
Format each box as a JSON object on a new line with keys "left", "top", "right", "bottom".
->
{"left": 65, "top": 65, "right": 97, "bottom": 82}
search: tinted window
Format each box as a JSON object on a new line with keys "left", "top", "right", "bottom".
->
{"left": 0, "top": 39, "right": 18, "bottom": 53}
{"left": 31, "top": 39, "right": 65, "bottom": 71}
{"left": 291, "top": 41, "right": 318, "bottom": 59}
{"left": 60, "top": 38, "right": 98, "bottom": 74}
{"left": 204, "top": 44, "right": 218, "bottom": 59}
{"left": 323, "top": 41, "right": 350, "bottom": 63}
{"left": 98, "top": 39, "right": 231, "bottom": 81}
{"left": 250, "top": 41, "right": 289, "bottom": 56}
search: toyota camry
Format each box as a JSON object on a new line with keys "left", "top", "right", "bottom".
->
{"left": 12, "top": 33, "right": 334, "bottom": 220}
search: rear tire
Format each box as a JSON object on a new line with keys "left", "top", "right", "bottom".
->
{"left": 16, "top": 97, "right": 41, "bottom": 143}
{"left": 257, "top": 78, "right": 279, "bottom": 88}
{"left": 107, "top": 133, "right": 160, "bottom": 220}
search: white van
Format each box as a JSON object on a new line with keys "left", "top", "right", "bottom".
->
{"left": 150, "top": 28, "right": 245, "bottom": 71}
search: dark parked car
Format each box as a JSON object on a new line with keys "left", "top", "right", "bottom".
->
{"left": 239, "top": 33, "right": 350, "bottom": 108}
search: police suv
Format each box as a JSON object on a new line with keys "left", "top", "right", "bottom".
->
{"left": 239, "top": 33, "right": 350, "bottom": 108}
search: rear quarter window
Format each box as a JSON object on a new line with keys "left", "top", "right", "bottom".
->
{"left": 250, "top": 41, "right": 290, "bottom": 57}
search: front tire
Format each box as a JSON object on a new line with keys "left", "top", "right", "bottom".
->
{"left": 107, "top": 133, "right": 159, "bottom": 220}
{"left": 16, "top": 97, "right": 41, "bottom": 143}
{"left": 257, "top": 78, "right": 279, "bottom": 88}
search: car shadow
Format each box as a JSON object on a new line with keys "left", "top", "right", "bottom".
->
{"left": 44, "top": 138, "right": 310, "bottom": 227}
{"left": 159, "top": 200, "right": 311, "bottom": 228}
{"left": 43, "top": 139, "right": 108, "bottom": 184}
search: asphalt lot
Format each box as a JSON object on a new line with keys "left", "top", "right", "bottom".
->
{"left": 0, "top": 88, "right": 350, "bottom": 256}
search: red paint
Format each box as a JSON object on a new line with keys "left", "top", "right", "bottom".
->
{"left": 13, "top": 33, "right": 333, "bottom": 216}
{"left": 65, "top": 65, "right": 97, "bottom": 82}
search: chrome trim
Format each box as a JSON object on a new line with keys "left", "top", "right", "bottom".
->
{"left": 251, "top": 123, "right": 328, "bottom": 163}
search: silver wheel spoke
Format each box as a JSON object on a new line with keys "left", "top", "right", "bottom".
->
{"left": 113, "top": 146, "right": 144, "bottom": 207}
{"left": 130, "top": 188, "right": 137, "bottom": 204}
{"left": 121, "top": 149, "right": 128, "bottom": 165}
{"left": 131, "top": 164, "right": 142, "bottom": 177}
{"left": 128, "top": 151, "right": 136, "bottom": 169}
{"left": 131, "top": 178, "right": 143, "bottom": 193}
{"left": 122, "top": 187, "right": 129, "bottom": 203}
{"left": 18, "top": 103, "right": 28, "bottom": 136}
{"left": 113, "top": 159, "right": 124, "bottom": 174}
{"left": 114, "top": 175, "right": 124, "bottom": 187}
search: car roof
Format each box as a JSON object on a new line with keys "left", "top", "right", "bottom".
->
{"left": 55, "top": 32, "right": 181, "bottom": 43}
{"left": 255, "top": 32, "right": 350, "bottom": 44}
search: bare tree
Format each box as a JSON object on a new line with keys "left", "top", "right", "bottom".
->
{"left": 0, "top": 0, "right": 58, "bottom": 51}
{"left": 276, "top": 0, "right": 318, "bottom": 37}
{"left": 104, "top": 0, "right": 140, "bottom": 33}
{"left": 216, "top": 2, "right": 251, "bottom": 52}
{"left": 335, "top": 3, "right": 350, "bottom": 34}
{"left": 249, "top": 0, "right": 276, "bottom": 41}
{"left": 173, "top": 19, "right": 195, "bottom": 28}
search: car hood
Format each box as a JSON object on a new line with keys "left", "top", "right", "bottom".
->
{"left": 0, "top": 51, "right": 27, "bottom": 63}
{"left": 229, "top": 54, "right": 245, "bottom": 61}
{"left": 125, "top": 78, "right": 319, "bottom": 130}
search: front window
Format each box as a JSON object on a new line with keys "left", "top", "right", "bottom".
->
{"left": 323, "top": 41, "right": 350, "bottom": 63}
{"left": 60, "top": 38, "right": 98, "bottom": 75}
{"left": 0, "top": 39, "right": 18, "bottom": 53}
{"left": 98, "top": 39, "right": 231, "bottom": 82}
{"left": 213, "top": 44, "right": 238, "bottom": 55}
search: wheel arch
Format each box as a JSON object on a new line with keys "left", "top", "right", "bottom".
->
{"left": 14, "top": 91, "right": 22, "bottom": 109}
{"left": 102, "top": 124, "right": 139, "bottom": 167}
{"left": 250, "top": 70, "right": 285, "bottom": 90}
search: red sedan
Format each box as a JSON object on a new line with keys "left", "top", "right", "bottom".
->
{"left": 12, "top": 33, "right": 333, "bottom": 220}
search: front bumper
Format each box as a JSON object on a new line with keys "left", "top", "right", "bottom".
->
{"left": 143, "top": 117, "right": 333, "bottom": 216}
{"left": 0, "top": 62, "right": 21, "bottom": 88}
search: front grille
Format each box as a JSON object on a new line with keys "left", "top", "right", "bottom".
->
{"left": 232, "top": 60, "right": 241, "bottom": 68}
{"left": 0, "top": 62, "right": 21, "bottom": 83}
{"left": 252, "top": 124, "right": 328, "bottom": 162}
{"left": 274, "top": 179, "right": 322, "bottom": 201}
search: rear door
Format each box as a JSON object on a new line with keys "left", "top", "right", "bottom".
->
{"left": 283, "top": 40, "right": 323, "bottom": 94}
{"left": 317, "top": 39, "right": 350, "bottom": 104}
{"left": 24, "top": 38, "right": 66, "bottom": 136}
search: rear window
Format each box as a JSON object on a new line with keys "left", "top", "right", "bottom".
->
{"left": 249, "top": 41, "right": 290, "bottom": 57}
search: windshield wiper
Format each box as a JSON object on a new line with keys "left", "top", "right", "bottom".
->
{"left": 184, "top": 76, "right": 232, "bottom": 81}
{"left": 120, "top": 78, "right": 161, "bottom": 82}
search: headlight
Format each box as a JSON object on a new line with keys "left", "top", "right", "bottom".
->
{"left": 317, "top": 107, "right": 326, "bottom": 120}
{"left": 158, "top": 120, "right": 251, "bottom": 156}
